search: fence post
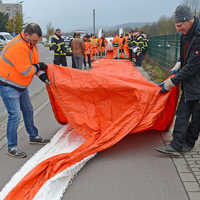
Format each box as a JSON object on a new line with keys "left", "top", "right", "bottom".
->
{"left": 175, "top": 33, "right": 180, "bottom": 61}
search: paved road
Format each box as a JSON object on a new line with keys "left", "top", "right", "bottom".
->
{"left": 0, "top": 47, "right": 197, "bottom": 199}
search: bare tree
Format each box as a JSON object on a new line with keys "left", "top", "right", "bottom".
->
{"left": 182, "top": 0, "right": 200, "bottom": 13}
{"left": 46, "top": 23, "right": 54, "bottom": 40}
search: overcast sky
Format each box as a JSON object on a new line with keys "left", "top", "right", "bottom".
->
{"left": 3, "top": 0, "right": 183, "bottom": 32}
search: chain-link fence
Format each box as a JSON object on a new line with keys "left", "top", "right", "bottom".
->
{"left": 147, "top": 34, "right": 180, "bottom": 69}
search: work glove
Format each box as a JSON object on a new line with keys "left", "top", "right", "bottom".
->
{"left": 34, "top": 62, "right": 48, "bottom": 73}
{"left": 38, "top": 71, "right": 50, "bottom": 85}
{"left": 159, "top": 79, "right": 175, "bottom": 93}
{"left": 136, "top": 51, "right": 140, "bottom": 56}
{"left": 170, "top": 61, "right": 181, "bottom": 75}
{"left": 37, "top": 62, "right": 48, "bottom": 71}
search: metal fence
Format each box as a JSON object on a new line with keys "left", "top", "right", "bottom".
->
{"left": 147, "top": 33, "right": 180, "bottom": 69}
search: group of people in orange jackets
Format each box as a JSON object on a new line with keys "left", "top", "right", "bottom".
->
{"left": 111, "top": 33, "right": 130, "bottom": 59}
{"left": 82, "top": 33, "right": 131, "bottom": 68}
{"left": 82, "top": 34, "right": 108, "bottom": 68}
{"left": 82, "top": 32, "right": 148, "bottom": 67}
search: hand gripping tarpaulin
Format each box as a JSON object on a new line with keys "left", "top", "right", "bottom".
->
{"left": 1, "top": 59, "right": 179, "bottom": 200}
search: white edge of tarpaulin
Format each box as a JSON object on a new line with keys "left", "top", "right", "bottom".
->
{"left": 34, "top": 153, "right": 96, "bottom": 200}
{"left": 0, "top": 125, "right": 96, "bottom": 200}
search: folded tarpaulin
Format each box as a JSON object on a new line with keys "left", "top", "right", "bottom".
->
{"left": 0, "top": 126, "right": 95, "bottom": 200}
{"left": 3, "top": 59, "right": 179, "bottom": 200}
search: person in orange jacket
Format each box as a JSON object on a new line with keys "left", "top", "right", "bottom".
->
{"left": 83, "top": 35, "right": 92, "bottom": 69}
{"left": 0, "top": 23, "right": 50, "bottom": 158}
{"left": 98, "top": 34, "right": 108, "bottom": 57}
{"left": 119, "top": 34, "right": 125, "bottom": 58}
{"left": 112, "top": 34, "right": 120, "bottom": 59}
{"left": 90, "top": 34, "right": 98, "bottom": 59}
{"left": 123, "top": 34, "right": 129, "bottom": 59}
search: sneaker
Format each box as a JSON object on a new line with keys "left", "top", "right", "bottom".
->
{"left": 8, "top": 147, "right": 27, "bottom": 158}
{"left": 155, "top": 144, "right": 181, "bottom": 156}
{"left": 29, "top": 135, "right": 50, "bottom": 144}
{"left": 182, "top": 144, "right": 193, "bottom": 153}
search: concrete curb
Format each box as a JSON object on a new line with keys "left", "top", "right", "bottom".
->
{"left": 161, "top": 131, "right": 200, "bottom": 200}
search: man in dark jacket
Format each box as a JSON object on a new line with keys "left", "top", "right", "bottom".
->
{"left": 50, "top": 29, "right": 67, "bottom": 66}
{"left": 155, "top": 5, "right": 200, "bottom": 155}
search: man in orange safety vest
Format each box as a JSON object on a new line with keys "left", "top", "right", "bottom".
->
{"left": 0, "top": 23, "right": 50, "bottom": 158}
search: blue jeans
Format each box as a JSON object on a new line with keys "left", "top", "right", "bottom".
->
{"left": 0, "top": 85, "right": 38, "bottom": 149}
{"left": 73, "top": 54, "right": 83, "bottom": 69}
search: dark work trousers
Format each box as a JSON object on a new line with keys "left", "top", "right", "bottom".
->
{"left": 128, "top": 49, "right": 133, "bottom": 61}
{"left": 171, "top": 94, "right": 200, "bottom": 152}
{"left": 83, "top": 56, "right": 86, "bottom": 67}
{"left": 135, "top": 52, "right": 144, "bottom": 66}
{"left": 71, "top": 55, "right": 76, "bottom": 68}
{"left": 54, "top": 55, "right": 67, "bottom": 66}
{"left": 83, "top": 54, "right": 91, "bottom": 69}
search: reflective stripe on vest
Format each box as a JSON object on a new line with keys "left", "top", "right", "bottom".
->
{"left": 21, "top": 66, "right": 33, "bottom": 76}
{"left": 0, "top": 52, "right": 15, "bottom": 67}
{"left": 1, "top": 38, "right": 21, "bottom": 55}
{"left": 0, "top": 76, "right": 27, "bottom": 89}
{"left": 0, "top": 39, "right": 21, "bottom": 68}
{"left": 0, "top": 34, "right": 38, "bottom": 88}
{"left": 0, "top": 39, "right": 34, "bottom": 77}
{"left": 55, "top": 53, "right": 66, "bottom": 55}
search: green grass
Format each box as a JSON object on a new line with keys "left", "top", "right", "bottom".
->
{"left": 142, "top": 55, "right": 169, "bottom": 84}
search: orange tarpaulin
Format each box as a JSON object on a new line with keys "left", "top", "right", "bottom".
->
{"left": 4, "top": 59, "right": 178, "bottom": 200}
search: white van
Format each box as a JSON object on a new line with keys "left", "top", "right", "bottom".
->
{"left": 0, "top": 32, "right": 13, "bottom": 46}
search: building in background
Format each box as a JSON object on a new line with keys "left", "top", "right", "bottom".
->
{"left": 0, "top": 2, "right": 22, "bottom": 19}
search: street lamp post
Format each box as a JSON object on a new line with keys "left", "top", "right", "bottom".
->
{"left": 93, "top": 9, "right": 95, "bottom": 35}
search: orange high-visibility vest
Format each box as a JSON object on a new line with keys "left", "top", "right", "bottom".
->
{"left": 90, "top": 38, "right": 98, "bottom": 48}
{"left": 119, "top": 37, "right": 124, "bottom": 49}
{"left": 98, "top": 38, "right": 108, "bottom": 47}
{"left": 112, "top": 35, "right": 120, "bottom": 47}
{"left": 84, "top": 40, "right": 91, "bottom": 55}
{"left": 0, "top": 32, "right": 39, "bottom": 89}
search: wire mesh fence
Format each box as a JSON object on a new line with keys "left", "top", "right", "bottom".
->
{"left": 147, "top": 33, "right": 180, "bottom": 69}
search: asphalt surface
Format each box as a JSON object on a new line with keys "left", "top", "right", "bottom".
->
{"left": 63, "top": 132, "right": 188, "bottom": 200}
{"left": 0, "top": 46, "right": 191, "bottom": 199}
